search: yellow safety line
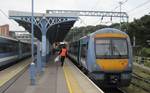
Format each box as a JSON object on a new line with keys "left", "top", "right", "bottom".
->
{"left": 0, "top": 61, "right": 30, "bottom": 86}
{"left": 63, "top": 68, "right": 73, "bottom": 93}
{"left": 63, "top": 63, "right": 83, "bottom": 93}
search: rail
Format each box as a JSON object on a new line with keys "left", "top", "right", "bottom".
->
{"left": 131, "top": 73, "right": 150, "bottom": 92}
{"left": 132, "top": 73, "right": 150, "bottom": 84}
{"left": 102, "top": 88, "right": 126, "bottom": 93}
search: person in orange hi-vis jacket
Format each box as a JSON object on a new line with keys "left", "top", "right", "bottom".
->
{"left": 59, "top": 45, "right": 67, "bottom": 66}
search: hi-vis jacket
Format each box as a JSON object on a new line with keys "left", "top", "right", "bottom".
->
{"left": 60, "top": 48, "right": 67, "bottom": 57}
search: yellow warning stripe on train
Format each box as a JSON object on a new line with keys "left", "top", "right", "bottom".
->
{"left": 63, "top": 64, "right": 83, "bottom": 93}
{"left": 96, "top": 59, "right": 128, "bottom": 71}
{"left": 95, "top": 33, "right": 127, "bottom": 38}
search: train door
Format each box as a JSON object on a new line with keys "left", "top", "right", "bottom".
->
{"left": 78, "top": 40, "right": 82, "bottom": 66}
{"left": 77, "top": 41, "right": 80, "bottom": 64}
{"left": 80, "top": 42, "right": 88, "bottom": 69}
{"left": 18, "top": 41, "right": 22, "bottom": 59}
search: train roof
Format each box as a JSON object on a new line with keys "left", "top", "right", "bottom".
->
{"left": 0, "top": 36, "right": 18, "bottom": 42}
{"left": 79, "top": 28, "right": 128, "bottom": 40}
{"left": 20, "top": 40, "right": 31, "bottom": 44}
{"left": 90, "top": 28, "right": 128, "bottom": 36}
{"left": 0, "top": 36, "right": 31, "bottom": 44}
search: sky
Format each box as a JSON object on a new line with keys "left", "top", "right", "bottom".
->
{"left": 0, "top": 0, "right": 150, "bottom": 31}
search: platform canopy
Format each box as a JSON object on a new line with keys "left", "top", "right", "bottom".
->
{"left": 9, "top": 10, "right": 78, "bottom": 44}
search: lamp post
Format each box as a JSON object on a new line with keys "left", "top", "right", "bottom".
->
{"left": 31, "top": 0, "right": 34, "bottom": 62}
{"left": 119, "top": 1, "right": 122, "bottom": 30}
{"left": 30, "top": 0, "right": 36, "bottom": 85}
{"left": 118, "top": 0, "right": 128, "bottom": 30}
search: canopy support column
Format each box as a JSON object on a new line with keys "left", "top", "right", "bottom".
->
{"left": 46, "top": 39, "right": 50, "bottom": 62}
{"left": 37, "top": 40, "right": 42, "bottom": 73}
{"left": 41, "top": 32, "right": 46, "bottom": 67}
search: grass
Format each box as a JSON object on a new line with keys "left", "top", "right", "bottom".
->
{"left": 144, "top": 61, "right": 150, "bottom": 68}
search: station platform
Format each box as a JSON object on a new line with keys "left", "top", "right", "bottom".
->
{"left": 1, "top": 57, "right": 104, "bottom": 93}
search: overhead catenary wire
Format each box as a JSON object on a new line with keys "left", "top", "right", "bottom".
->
{"left": 0, "top": 9, "right": 8, "bottom": 18}
{"left": 0, "top": 9, "right": 17, "bottom": 25}
{"left": 128, "top": 0, "right": 150, "bottom": 13}
{"left": 112, "top": 0, "right": 128, "bottom": 11}
{"left": 0, "top": 9, "right": 26, "bottom": 31}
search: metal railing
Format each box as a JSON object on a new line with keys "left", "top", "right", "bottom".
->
{"left": 134, "top": 56, "right": 150, "bottom": 67}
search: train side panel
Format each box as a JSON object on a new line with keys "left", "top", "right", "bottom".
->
{"left": 0, "top": 36, "right": 34, "bottom": 68}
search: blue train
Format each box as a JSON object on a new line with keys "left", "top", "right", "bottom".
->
{"left": 0, "top": 36, "right": 34, "bottom": 68}
{"left": 68, "top": 28, "right": 132, "bottom": 87}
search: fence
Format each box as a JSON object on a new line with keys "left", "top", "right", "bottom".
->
{"left": 134, "top": 56, "right": 150, "bottom": 67}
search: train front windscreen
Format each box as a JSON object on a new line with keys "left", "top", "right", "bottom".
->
{"left": 95, "top": 38, "right": 128, "bottom": 59}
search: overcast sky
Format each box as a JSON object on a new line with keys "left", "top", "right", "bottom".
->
{"left": 0, "top": 0, "right": 150, "bottom": 31}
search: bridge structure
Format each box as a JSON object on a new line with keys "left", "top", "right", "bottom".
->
{"left": 9, "top": 10, "right": 129, "bottom": 72}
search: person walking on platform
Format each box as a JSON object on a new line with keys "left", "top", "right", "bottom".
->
{"left": 59, "top": 45, "right": 67, "bottom": 66}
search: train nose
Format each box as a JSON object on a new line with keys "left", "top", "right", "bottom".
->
{"left": 96, "top": 59, "right": 128, "bottom": 71}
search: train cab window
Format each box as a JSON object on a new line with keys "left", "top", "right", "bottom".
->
{"left": 112, "top": 39, "right": 128, "bottom": 57}
{"left": 95, "top": 39, "right": 111, "bottom": 57}
{"left": 95, "top": 38, "right": 128, "bottom": 58}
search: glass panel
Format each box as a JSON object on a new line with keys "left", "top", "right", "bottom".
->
{"left": 95, "top": 38, "right": 128, "bottom": 58}
{"left": 95, "top": 39, "right": 111, "bottom": 56}
{"left": 112, "top": 39, "right": 128, "bottom": 56}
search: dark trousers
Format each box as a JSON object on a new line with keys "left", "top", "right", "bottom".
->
{"left": 60, "top": 56, "right": 65, "bottom": 66}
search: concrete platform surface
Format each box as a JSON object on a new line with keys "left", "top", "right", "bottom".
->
{"left": 0, "top": 58, "right": 31, "bottom": 93}
{"left": 3, "top": 58, "right": 104, "bottom": 93}
{"left": 64, "top": 59, "right": 104, "bottom": 93}
{"left": 4, "top": 62, "right": 69, "bottom": 93}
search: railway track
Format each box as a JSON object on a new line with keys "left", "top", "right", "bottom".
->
{"left": 131, "top": 72, "right": 150, "bottom": 92}
{"left": 101, "top": 87, "right": 126, "bottom": 93}
{"left": 132, "top": 72, "right": 150, "bottom": 84}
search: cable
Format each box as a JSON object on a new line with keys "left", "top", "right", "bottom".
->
{"left": 112, "top": 0, "right": 128, "bottom": 11}
{"left": 128, "top": 0, "right": 150, "bottom": 13}
{"left": 0, "top": 9, "right": 8, "bottom": 18}
{"left": 0, "top": 9, "right": 19, "bottom": 25}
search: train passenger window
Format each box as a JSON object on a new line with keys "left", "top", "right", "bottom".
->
{"left": 0, "top": 45, "right": 5, "bottom": 52}
{"left": 70, "top": 42, "right": 78, "bottom": 55}
{"left": 0, "top": 43, "right": 18, "bottom": 53}
{"left": 81, "top": 44, "right": 88, "bottom": 58}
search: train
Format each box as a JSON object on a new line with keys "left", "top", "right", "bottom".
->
{"left": 68, "top": 28, "right": 132, "bottom": 87}
{"left": 0, "top": 36, "right": 35, "bottom": 68}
